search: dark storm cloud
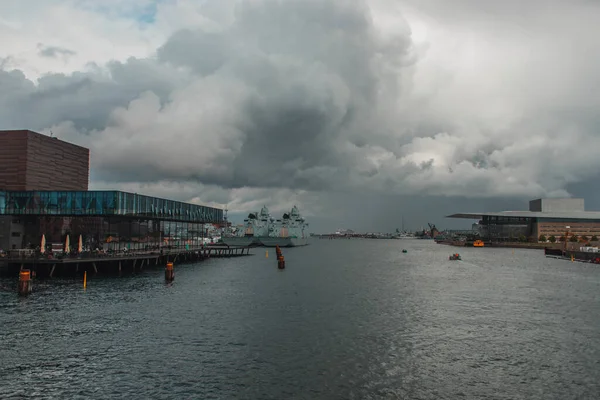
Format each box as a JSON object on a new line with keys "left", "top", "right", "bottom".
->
{"left": 0, "top": 58, "right": 190, "bottom": 131}
{"left": 2, "top": 0, "right": 600, "bottom": 215}
{"left": 32, "top": 0, "right": 414, "bottom": 194}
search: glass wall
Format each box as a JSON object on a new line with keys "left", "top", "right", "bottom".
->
{"left": 0, "top": 190, "right": 223, "bottom": 224}
{"left": 17, "top": 215, "right": 206, "bottom": 253}
{"left": 479, "top": 216, "right": 533, "bottom": 241}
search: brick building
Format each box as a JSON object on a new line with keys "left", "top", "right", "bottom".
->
{"left": 0, "top": 130, "right": 89, "bottom": 191}
{"left": 0, "top": 130, "right": 222, "bottom": 251}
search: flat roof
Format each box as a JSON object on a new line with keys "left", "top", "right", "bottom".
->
{"left": 0, "top": 129, "right": 90, "bottom": 152}
{"left": 447, "top": 211, "right": 600, "bottom": 221}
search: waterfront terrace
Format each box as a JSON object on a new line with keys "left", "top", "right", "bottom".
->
{"left": 0, "top": 190, "right": 223, "bottom": 252}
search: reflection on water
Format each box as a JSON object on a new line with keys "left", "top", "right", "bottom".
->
{"left": 1, "top": 240, "right": 600, "bottom": 399}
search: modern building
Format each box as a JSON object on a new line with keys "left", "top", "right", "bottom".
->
{"left": 0, "top": 130, "right": 223, "bottom": 252}
{"left": 0, "top": 130, "right": 89, "bottom": 191}
{"left": 447, "top": 198, "right": 600, "bottom": 242}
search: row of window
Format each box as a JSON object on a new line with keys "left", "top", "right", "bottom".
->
{"left": 481, "top": 216, "right": 600, "bottom": 224}
{"left": 10, "top": 217, "right": 213, "bottom": 249}
{"left": 0, "top": 191, "right": 223, "bottom": 223}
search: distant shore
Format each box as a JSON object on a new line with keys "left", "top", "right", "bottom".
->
{"left": 438, "top": 241, "right": 596, "bottom": 251}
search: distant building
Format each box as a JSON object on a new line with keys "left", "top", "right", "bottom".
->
{"left": 447, "top": 198, "right": 600, "bottom": 242}
{"left": 0, "top": 130, "right": 222, "bottom": 251}
{"left": 0, "top": 130, "right": 89, "bottom": 191}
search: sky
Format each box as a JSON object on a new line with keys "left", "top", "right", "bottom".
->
{"left": 1, "top": 0, "right": 600, "bottom": 232}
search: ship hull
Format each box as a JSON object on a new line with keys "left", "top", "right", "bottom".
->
{"left": 259, "top": 237, "right": 309, "bottom": 247}
{"left": 221, "top": 237, "right": 260, "bottom": 247}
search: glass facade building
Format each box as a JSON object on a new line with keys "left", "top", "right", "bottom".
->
{"left": 477, "top": 216, "right": 533, "bottom": 241}
{"left": 0, "top": 191, "right": 223, "bottom": 251}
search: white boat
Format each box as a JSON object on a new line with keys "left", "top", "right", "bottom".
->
{"left": 260, "top": 205, "right": 309, "bottom": 247}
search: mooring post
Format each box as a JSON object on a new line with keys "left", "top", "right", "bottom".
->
{"left": 165, "top": 262, "right": 174, "bottom": 282}
{"left": 278, "top": 255, "right": 285, "bottom": 270}
{"left": 18, "top": 269, "right": 32, "bottom": 296}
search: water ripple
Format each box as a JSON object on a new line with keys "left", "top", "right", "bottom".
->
{"left": 1, "top": 241, "right": 600, "bottom": 399}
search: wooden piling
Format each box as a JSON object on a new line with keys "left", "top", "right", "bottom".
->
{"left": 18, "top": 269, "right": 32, "bottom": 296}
{"left": 165, "top": 262, "right": 174, "bottom": 282}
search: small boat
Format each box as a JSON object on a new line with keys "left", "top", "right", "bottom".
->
{"left": 402, "top": 249, "right": 407, "bottom": 253}
{"left": 473, "top": 240, "right": 484, "bottom": 247}
{"left": 449, "top": 253, "right": 461, "bottom": 261}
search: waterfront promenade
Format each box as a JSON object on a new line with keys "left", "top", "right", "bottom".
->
{"left": 0, "top": 245, "right": 252, "bottom": 277}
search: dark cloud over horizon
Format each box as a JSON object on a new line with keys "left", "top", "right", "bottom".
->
{"left": 2, "top": 0, "right": 600, "bottom": 231}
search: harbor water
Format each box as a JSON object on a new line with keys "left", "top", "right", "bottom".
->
{"left": 1, "top": 240, "right": 600, "bottom": 399}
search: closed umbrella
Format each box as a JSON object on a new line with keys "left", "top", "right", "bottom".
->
{"left": 65, "top": 235, "right": 70, "bottom": 254}
{"left": 78, "top": 235, "right": 83, "bottom": 253}
{"left": 40, "top": 234, "right": 46, "bottom": 254}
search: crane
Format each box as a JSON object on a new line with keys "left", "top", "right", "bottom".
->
{"left": 428, "top": 223, "right": 439, "bottom": 238}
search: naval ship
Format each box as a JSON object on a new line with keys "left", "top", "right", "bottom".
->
{"left": 221, "top": 205, "right": 309, "bottom": 247}
{"left": 221, "top": 206, "right": 271, "bottom": 247}
{"left": 260, "top": 205, "right": 309, "bottom": 247}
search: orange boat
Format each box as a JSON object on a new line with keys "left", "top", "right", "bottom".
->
{"left": 473, "top": 240, "right": 484, "bottom": 247}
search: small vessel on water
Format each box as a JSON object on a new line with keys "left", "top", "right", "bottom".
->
{"left": 449, "top": 253, "right": 461, "bottom": 261}
{"left": 473, "top": 240, "right": 484, "bottom": 247}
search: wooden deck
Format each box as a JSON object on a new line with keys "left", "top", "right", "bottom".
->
{"left": 0, "top": 246, "right": 252, "bottom": 277}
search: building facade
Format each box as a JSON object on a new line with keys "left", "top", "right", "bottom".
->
{"left": 0, "top": 130, "right": 89, "bottom": 191}
{"left": 0, "top": 129, "right": 225, "bottom": 252}
{"left": 0, "top": 190, "right": 223, "bottom": 251}
{"left": 448, "top": 198, "right": 600, "bottom": 242}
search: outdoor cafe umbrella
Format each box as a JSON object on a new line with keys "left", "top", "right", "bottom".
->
{"left": 40, "top": 234, "right": 46, "bottom": 254}
{"left": 65, "top": 235, "right": 70, "bottom": 254}
{"left": 78, "top": 235, "right": 83, "bottom": 253}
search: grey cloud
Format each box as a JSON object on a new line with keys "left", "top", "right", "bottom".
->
{"left": 2, "top": 0, "right": 600, "bottom": 231}
{"left": 0, "top": 58, "right": 191, "bottom": 131}
{"left": 37, "top": 44, "right": 77, "bottom": 58}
